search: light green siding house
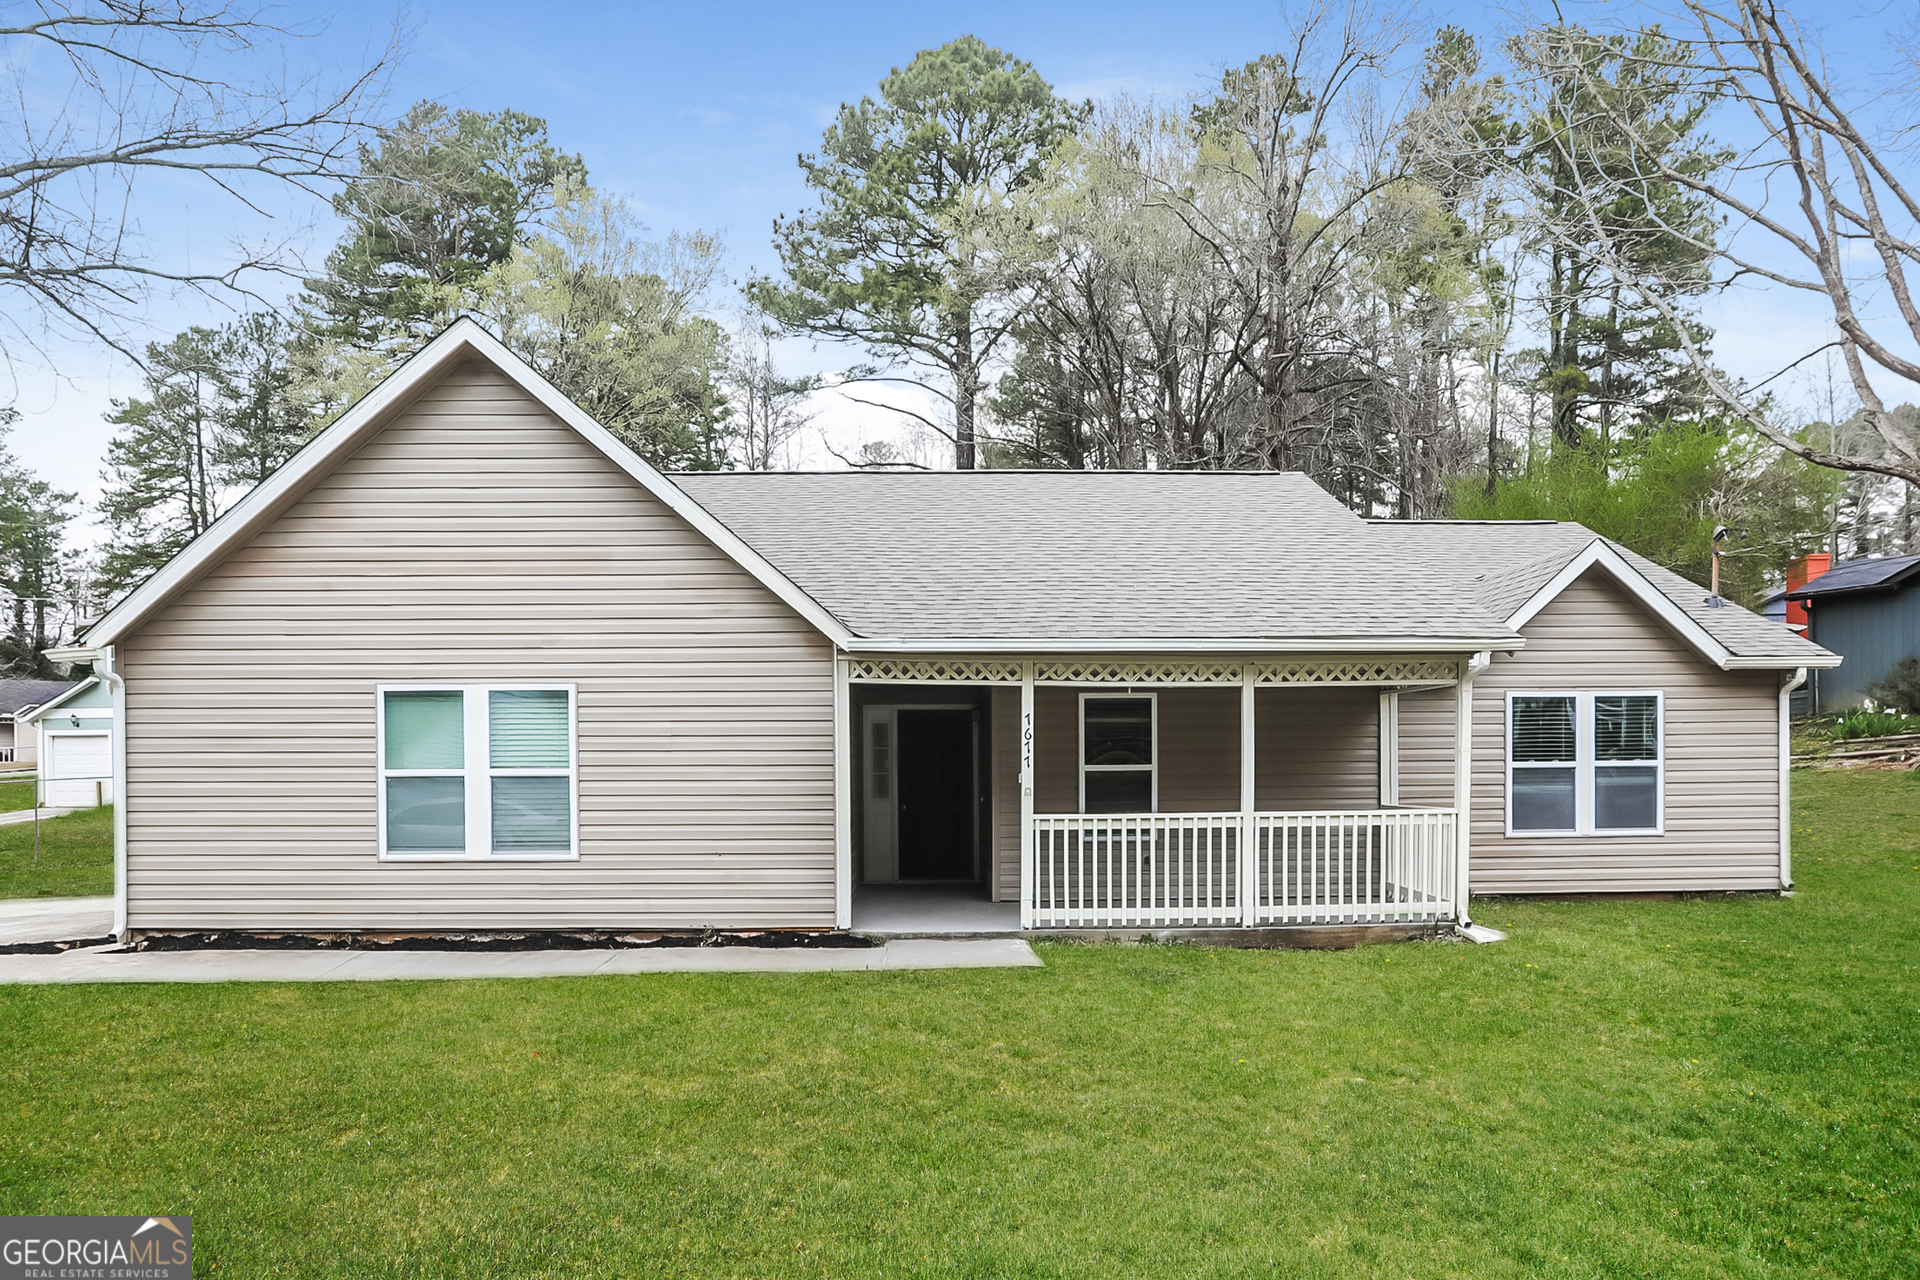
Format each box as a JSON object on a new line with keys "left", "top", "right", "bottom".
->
{"left": 20, "top": 677, "right": 114, "bottom": 806}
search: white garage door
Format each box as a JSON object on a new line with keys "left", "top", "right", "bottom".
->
{"left": 45, "top": 733, "right": 112, "bottom": 807}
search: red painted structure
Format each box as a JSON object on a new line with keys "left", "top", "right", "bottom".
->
{"left": 1784, "top": 553, "right": 1831, "bottom": 634}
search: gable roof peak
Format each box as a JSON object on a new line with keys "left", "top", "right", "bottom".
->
{"left": 75, "top": 318, "right": 856, "bottom": 650}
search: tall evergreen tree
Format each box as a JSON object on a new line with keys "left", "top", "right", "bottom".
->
{"left": 1511, "top": 26, "right": 1722, "bottom": 452}
{"left": 0, "top": 412, "right": 76, "bottom": 674}
{"left": 303, "top": 103, "right": 586, "bottom": 353}
{"left": 98, "top": 318, "right": 314, "bottom": 596}
{"left": 751, "top": 36, "right": 1086, "bottom": 469}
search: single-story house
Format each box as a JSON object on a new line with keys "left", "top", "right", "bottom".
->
{"left": 1785, "top": 554, "right": 1920, "bottom": 712}
{"left": 50, "top": 320, "right": 1838, "bottom": 942}
{"left": 18, "top": 677, "right": 115, "bottom": 806}
{"left": 0, "top": 678, "right": 77, "bottom": 768}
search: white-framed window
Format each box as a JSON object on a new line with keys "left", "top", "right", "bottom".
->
{"left": 377, "top": 684, "right": 578, "bottom": 860}
{"left": 1507, "top": 691, "right": 1663, "bottom": 836}
{"left": 1079, "top": 692, "right": 1157, "bottom": 814}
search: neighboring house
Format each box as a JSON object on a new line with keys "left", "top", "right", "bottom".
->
{"left": 1786, "top": 554, "right": 1920, "bottom": 712}
{"left": 0, "top": 677, "right": 80, "bottom": 768}
{"left": 50, "top": 320, "right": 1838, "bottom": 942}
{"left": 1761, "top": 553, "right": 1832, "bottom": 716}
{"left": 18, "top": 678, "right": 115, "bottom": 806}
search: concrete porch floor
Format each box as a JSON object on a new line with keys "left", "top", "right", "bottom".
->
{"left": 852, "top": 884, "right": 1022, "bottom": 938}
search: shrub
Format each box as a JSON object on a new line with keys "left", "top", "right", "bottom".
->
{"left": 1833, "top": 706, "right": 1920, "bottom": 740}
{"left": 1865, "top": 655, "right": 1920, "bottom": 714}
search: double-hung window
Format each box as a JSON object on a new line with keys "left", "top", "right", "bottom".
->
{"left": 1507, "top": 691, "right": 1662, "bottom": 836}
{"left": 1080, "top": 693, "right": 1156, "bottom": 813}
{"left": 378, "top": 685, "right": 578, "bottom": 859}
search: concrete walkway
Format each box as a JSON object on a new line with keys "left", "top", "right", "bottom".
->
{"left": 0, "top": 937, "right": 1043, "bottom": 984}
{"left": 0, "top": 807, "right": 77, "bottom": 826}
{"left": 0, "top": 896, "right": 114, "bottom": 945}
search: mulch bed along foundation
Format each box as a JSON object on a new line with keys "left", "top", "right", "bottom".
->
{"left": 125, "top": 929, "right": 875, "bottom": 953}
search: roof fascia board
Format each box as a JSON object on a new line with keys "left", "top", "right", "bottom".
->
{"left": 1725, "top": 653, "right": 1842, "bottom": 670}
{"left": 83, "top": 318, "right": 856, "bottom": 649}
{"left": 1505, "top": 539, "right": 1737, "bottom": 669}
{"left": 18, "top": 676, "right": 99, "bottom": 723}
{"left": 847, "top": 636, "right": 1522, "bottom": 655}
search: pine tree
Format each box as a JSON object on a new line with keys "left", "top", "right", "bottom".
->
{"left": 302, "top": 103, "right": 586, "bottom": 353}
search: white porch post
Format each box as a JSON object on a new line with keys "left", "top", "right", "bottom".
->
{"left": 1019, "top": 663, "right": 1036, "bottom": 930}
{"left": 1239, "top": 663, "right": 1258, "bottom": 926}
{"left": 1452, "top": 653, "right": 1487, "bottom": 926}
{"left": 1378, "top": 690, "right": 1400, "bottom": 807}
{"left": 833, "top": 654, "right": 852, "bottom": 930}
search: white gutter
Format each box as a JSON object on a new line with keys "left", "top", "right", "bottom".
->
{"left": 843, "top": 636, "right": 1525, "bottom": 656}
{"left": 48, "top": 645, "right": 126, "bottom": 937}
{"left": 96, "top": 647, "right": 127, "bottom": 939}
{"left": 1779, "top": 666, "right": 1808, "bottom": 892}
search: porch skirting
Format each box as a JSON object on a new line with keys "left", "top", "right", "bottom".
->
{"left": 1026, "top": 809, "right": 1457, "bottom": 930}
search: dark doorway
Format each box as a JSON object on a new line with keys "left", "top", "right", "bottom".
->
{"left": 895, "top": 709, "right": 975, "bottom": 880}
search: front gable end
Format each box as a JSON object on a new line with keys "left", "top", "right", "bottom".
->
{"left": 85, "top": 320, "right": 852, "bottom": 653}
{"left": 109, "top": 336, "right": 841, "bottom": 932}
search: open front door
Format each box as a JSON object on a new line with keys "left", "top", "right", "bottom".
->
{"left": 862, "top": 703, "right": 980, "bottom": 884}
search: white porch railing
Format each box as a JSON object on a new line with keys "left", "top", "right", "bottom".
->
{"left": 1254, "top": 810, "right": 1456, "bottom": 925}
{"left": 1027, "top": 809, "right": 1455, "bottom": 929}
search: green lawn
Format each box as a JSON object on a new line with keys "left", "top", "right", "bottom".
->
{"left": 0, "top": 804, "right": 111, "bottom": 898}
{"left": 1, "top": 773, "right": 1916, "bottom": 1278}
{"left": 0, "top": 776, "right": 38, "bottom": 812}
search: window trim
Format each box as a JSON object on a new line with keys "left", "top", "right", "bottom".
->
{"left": 1505, "top": 690, "right": 1664, "bottom": 838}
{"left": 1078, "top": 690, "right": 1158, "bottom": 814}
{"left": 376, "top": 683, "right": 580, "bottom": 861}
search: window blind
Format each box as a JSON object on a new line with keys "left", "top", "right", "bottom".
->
{"left": 491, "top": 776, "right": 571, "bottom": 852}
{"left": 489, "top": 690, "right": 570, "bottom": 768}
{"left": 1511, "top": 696, "right": 1576, "bottom": 762}
{"left": 1595, "top": 695, "right": 1659, "bottom": 761}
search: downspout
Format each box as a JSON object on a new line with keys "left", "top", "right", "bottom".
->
{"left": 1779, "top": 666, "right": 1808, "bottom": 892}
{"left": 94, "top": 647, "right": 128, "bottom": 939}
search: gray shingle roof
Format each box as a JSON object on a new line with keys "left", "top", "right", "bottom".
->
{"left": 672, "top": 472, "right": 1513, "bottom": 647}
{"left": 0, "top": 678, "right": 78, "bottom": 717}
{"left": 1784, "top": 554, "right": 1920, "bottom": 599}
{"left": 1365, "top": 519, "right": 1833, "bottom": 664}
{"left": 669, "top": 472, "right": 1830, "bottom": 665}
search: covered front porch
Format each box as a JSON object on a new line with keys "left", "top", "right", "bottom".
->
{"left": 835, "top": 654, "right": 1482, "bottom": 935}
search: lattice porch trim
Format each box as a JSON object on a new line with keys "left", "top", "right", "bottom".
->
{"left": 1032, "top": 660, "right": 1241, "bottom": 685}
{"left": 1256, "top": 658, "right": 1459, "bottom": 685}
{"left": 847, "top": 656, "right": 1024, "bottom": 684}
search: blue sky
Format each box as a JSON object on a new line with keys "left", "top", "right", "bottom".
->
{"left": 6, "top": 0, "right": 1908, "bottom": 519}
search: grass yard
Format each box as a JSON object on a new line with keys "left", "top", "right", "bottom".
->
{"left": 0, "top": 804, "right": 111, "bottom": 898}
{"left": 0, "top": 776, "right": 37, "bottom": 812}
{"left": 1, "top": 774, "right": 1916, "bottom": 1279}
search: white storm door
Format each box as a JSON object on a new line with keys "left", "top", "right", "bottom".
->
{"left": 46, "top": 732, "right": 111, "bottom": 807}
{"left": 863, "top": 705, "right": 898, "bottom": 882}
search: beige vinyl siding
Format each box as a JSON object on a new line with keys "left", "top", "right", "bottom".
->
{"left": 1401, "top": 569, "right": 1783, "bottom": 892}
{"left": 1027, "top": 683, "right": 1379, "bottom": 818}
{"left": 1033, "top": 687, "right": 1079, "bottom": 813}
{"left": 1255, "top": 687, "right": 1380, "bottom": 809}
{"left": 118, "top": 358, "right": 836, "bottom": 931}
{"left": 1157, "top": 688, "right": 1239, "bottom": 811}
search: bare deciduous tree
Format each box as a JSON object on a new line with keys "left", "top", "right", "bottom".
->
{"left": 1527, "top": 0, "right": 1920, "bottom": 486}
{"left": 1, "top": 2, "right": 398, "bottom": 362}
